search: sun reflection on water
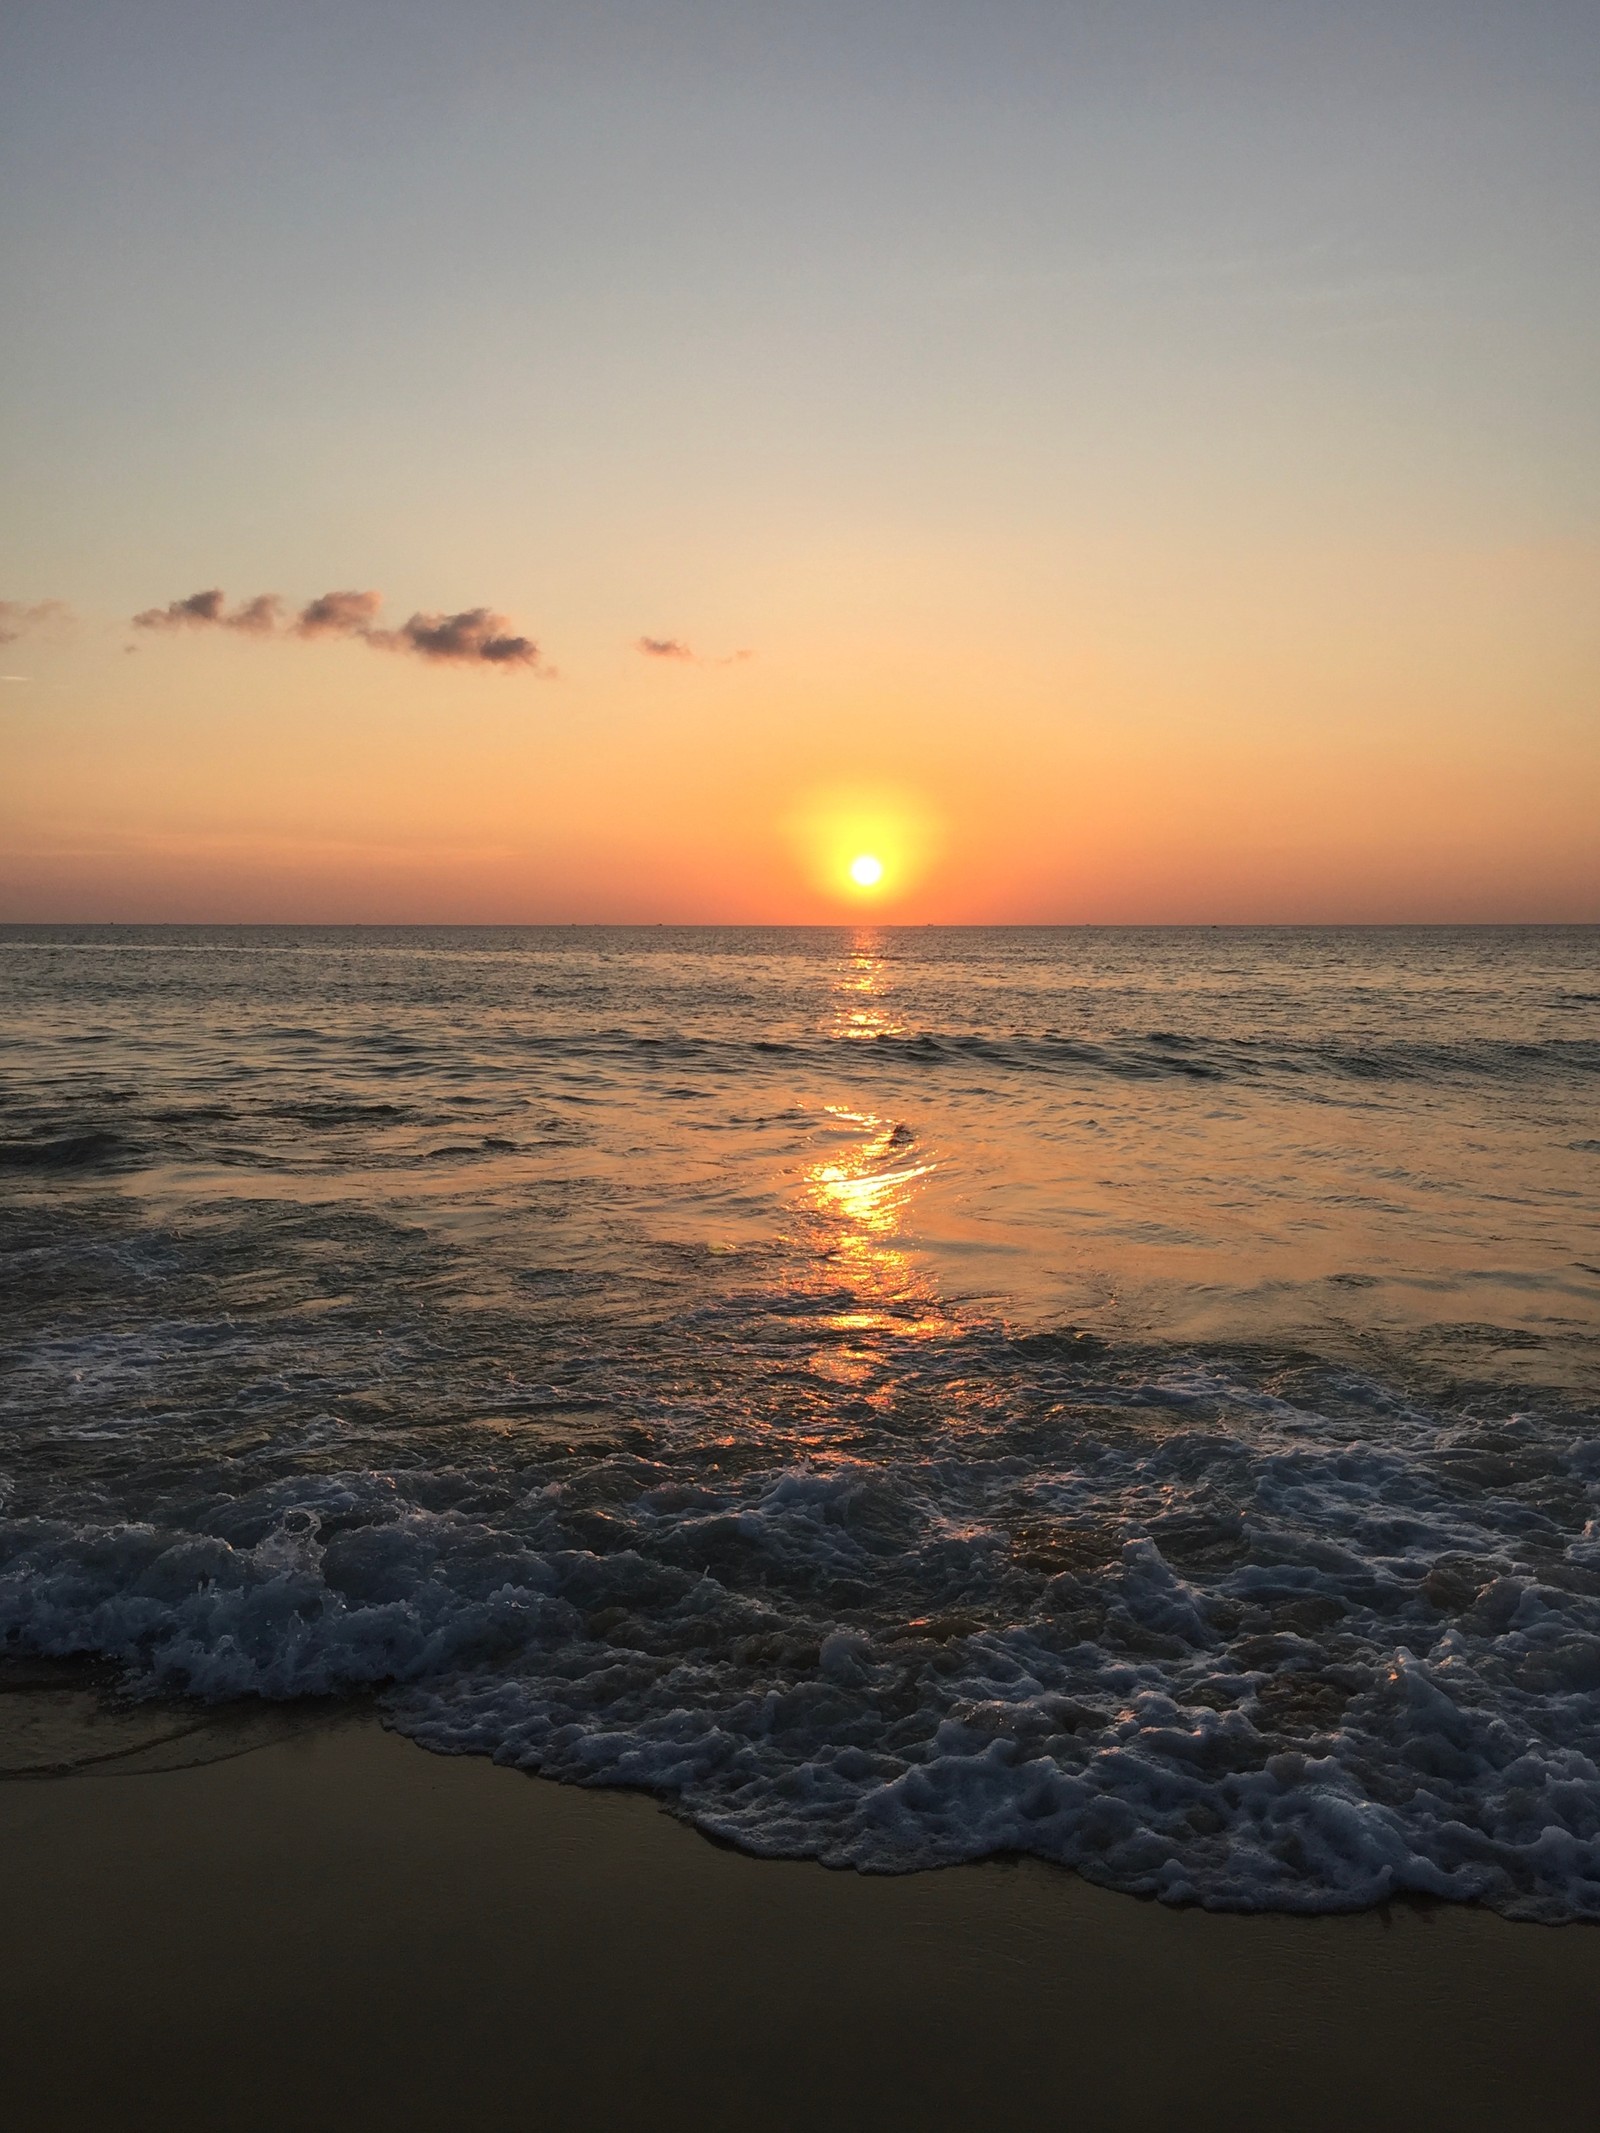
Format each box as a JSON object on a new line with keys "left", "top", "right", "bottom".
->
{"left": 807, "top": 1108, "right": 935, "bottom": 1248}
{"left": 798, "top": 1108, "right": 947, "bottom": 1387}
{"left": 789, "top": 936, "right": 957, "bottom": 1402}
{"left": 830, "top": 929, "right": 910, "bottom": 1043}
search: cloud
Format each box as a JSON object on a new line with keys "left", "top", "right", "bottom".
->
{"left": 132, "top": 588, "right": 282, "bottom": 633}
{"left": 377, "top": 608, "right": 543, "bottom": 666}
{"left": 0, "top": 598, "right": 71, "bottom": 645}
{"left": 230, "top": 594, "right": 285, "bottom": 633}
{"left": 637, "top": 635, "right": 753, "bottom": 667}
{"left": 293, "top": 589, "right": 382, "bottom": 637}
{"left": 132, "top": 589, "right": 226, "bottom": 629}
{"left": 129, "top": 588, "right": 550, "bottom": 672}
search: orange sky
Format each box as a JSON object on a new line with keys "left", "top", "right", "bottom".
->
{"left": 2, "top": 4, "right": 1597, "bottom": 922}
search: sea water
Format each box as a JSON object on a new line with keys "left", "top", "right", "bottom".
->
{"left": 2, "top": 925, "right": 1598, "bottom": 1916}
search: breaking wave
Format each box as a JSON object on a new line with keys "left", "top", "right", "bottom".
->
{"left": 3, "top": 1301, "right": 1598, "bottom": 1917}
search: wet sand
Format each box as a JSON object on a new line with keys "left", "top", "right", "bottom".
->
{"left": 1, "top": 1710, "right": 1597, "bottom": 2133}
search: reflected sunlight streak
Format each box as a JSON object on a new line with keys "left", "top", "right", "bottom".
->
{"left": 786, "top": 941, "right": 957, "bottom": 1396}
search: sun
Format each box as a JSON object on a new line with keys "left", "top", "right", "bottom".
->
{"left": 785, "top": 788, "right": 939, "bottom": 909}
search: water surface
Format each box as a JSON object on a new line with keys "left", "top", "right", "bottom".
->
{"left": 3, "top": 925, "right": 1598, "bottom": 1915}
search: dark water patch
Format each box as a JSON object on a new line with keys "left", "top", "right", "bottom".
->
{"left": 0, "top": 1129, "right": 145, "bottom": 1173}
{"left": 266, "top": 1100, "right": 408, "bottom": 1126}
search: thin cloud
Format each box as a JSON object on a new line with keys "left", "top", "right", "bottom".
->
{"left": 0, "top": 598, "right": 71, "bottom": 645}
{"left": 130, "top": 588, "right": 551, "bottom": 672}
{"left": 636, "top": 636, "right": 753, "bottom": 666}
{"left": 132, "top": 589, "right": 281, "bottom": 633}
{"left": 230, "top": 594, "right": 284, "bottom": 633}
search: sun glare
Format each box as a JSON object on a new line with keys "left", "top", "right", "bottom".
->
{"left": 787, "top": 788, "right": 938, "bottom": 912}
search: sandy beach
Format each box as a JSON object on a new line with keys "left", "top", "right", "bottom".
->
{"left": 2, "top": 1696, "right": 1596, "bottom": 2133}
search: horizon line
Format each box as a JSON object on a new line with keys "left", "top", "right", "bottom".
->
{"left": 3, "top": 917, "right": 1598, "bottom": 933}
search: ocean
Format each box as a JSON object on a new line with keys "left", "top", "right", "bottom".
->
{"left": 2, "top": 924, "right": 1598, "bottom": 1916}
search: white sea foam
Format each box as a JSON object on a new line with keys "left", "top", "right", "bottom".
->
{"left": 3, "top": 1375, "right": 1599, "bottom": 1917}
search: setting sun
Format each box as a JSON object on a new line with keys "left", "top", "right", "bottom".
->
{"left": 784, "top": 790, "right": 940, "bottom": 913}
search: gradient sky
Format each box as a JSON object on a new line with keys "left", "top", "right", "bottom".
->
{"left": 2, "top": 0, "right": 1596, "bottom": 921}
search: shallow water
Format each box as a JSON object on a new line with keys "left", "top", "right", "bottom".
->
{"left": 2, "top": 924, "right": 1598, "bottom": 1914}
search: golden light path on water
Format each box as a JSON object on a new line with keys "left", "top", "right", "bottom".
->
{"left": 795, "top": 933, "right": 953, "bottom": 1397}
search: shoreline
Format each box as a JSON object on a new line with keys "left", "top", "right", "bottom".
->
{"left": 2, "top": 1709, "right": 1597, "bottom": 2132}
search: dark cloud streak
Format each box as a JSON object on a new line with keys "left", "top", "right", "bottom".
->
{"left": 132, "top": 589, "right": 227, "bottom": 629}
{"left": 377, "top": 608, "right": 542, "bottom": 666}
{"left": 130, "top": 588, "right": 550, "bottom": 672}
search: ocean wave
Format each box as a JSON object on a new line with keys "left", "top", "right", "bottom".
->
{"left": 465, "top": 1026, "right": 1600, "bottom": 1092}
{"left": 3, "top": 1325, "right": 1597, "bottom": 1919}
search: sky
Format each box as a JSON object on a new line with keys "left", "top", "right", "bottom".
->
{"left": 1, "top": 0, "right": 1596, "bottom": 922}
